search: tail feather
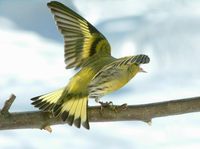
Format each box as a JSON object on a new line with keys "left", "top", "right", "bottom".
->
{"left": 67, "top": 115, "right": 74, "bottom": 126}
{"left": 81, "top": 100, "right": 89, "bottom": 129}
{"left": 56, "top": 97, "right": 89, "bottom": 129}
{"left": 81, "top": 99, "right": 87, "bottom": 124}
{"left": 74, "top": 117, "right": 81, "bottom": 128}
{"left": 31, "top": 89, "right": 89, "bottom": 129}
{"left": 61, "top": 111, "right": 69, "bottom": 121}
{"left": 70, "top": 99, "right": 83, "bottom": 128}
{"left": 31, "top": 88, "right": 64, "bottom": 112}
{"left": 74, "top": 99, "right": 83, "bottom": 120}
{"left": 53, "top": 104, "right": 63, "bottom": 117}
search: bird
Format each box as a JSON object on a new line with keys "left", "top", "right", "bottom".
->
{"left": 31, "top": 1, "right": 150, "bottom": 130}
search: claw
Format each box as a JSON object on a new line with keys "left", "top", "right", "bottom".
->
{"left": 98, "top": 101, "right": 117, "bottom": 112}
{"left": 119, "top": 103, "right": 128, "bottom": 110}
{"left": 97, "top": 99, "right": 128, "bottom": 113}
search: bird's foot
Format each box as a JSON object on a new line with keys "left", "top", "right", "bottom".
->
{"left": 99, "top": 101, "right": 117, "bottom": 112}
{"left": 118, "top": 103, "right": 128, "bottom": 111}
{"left": 99, "top": 101, "right": 128, "bottom": 113}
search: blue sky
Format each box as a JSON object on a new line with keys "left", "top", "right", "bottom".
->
{"left": 0, "top": 0, "right": 200, "bottom": 149}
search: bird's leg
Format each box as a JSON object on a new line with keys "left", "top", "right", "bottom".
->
{"left": 100, "top": 101, "right": 117, "bottom": 112}
{"left": 102, "top": 102, "right": 128, "bottom": 112}
{"left": 95, "top": 97, "right": 105, "bottom": 111}
{"left": 95, "top": 97, "right": 116, "bottom": 112}
{"left": 95, "top": 98, "right": 127, "bottom": 112}
{"left": 95, "top": 97, "right": 100, "bottom": 103}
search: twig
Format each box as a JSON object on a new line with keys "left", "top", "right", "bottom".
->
{"left": 43, "top": 125, "right": 52, "bottom": 133}
{"left": 1, "top": 94, "right": 16, "bottom": 115}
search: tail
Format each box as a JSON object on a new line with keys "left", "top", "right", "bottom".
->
{"left": 31, "top": 88, "right": 64, "bottom": 111}
{"left": 31, "top": 89, "right": 89, "bottom": 129}
{"left": 53, "top": 96, "right": 89, "bottom": 129}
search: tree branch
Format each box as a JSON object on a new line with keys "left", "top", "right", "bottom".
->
{"left": 0, "top": 94, "right": 200, "bottom": 131}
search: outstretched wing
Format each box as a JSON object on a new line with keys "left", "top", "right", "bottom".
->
{"left": 88, "top": 54, "right": 150, "bottom": 98}
{"left": 48, "top": 1, "right": 111, "bottom": 69}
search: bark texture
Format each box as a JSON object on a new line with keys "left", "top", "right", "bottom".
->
{"left": 0, "top": 94, "right": 200, "bottom": 131}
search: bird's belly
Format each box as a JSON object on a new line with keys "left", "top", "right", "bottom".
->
{"left": 89, "top": 73, "right": 130, "bottom": 98}
{"left": 103, "top": 77, "right": 129, "bottom": 94}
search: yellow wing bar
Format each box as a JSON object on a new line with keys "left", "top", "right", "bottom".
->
{"left": 48, "top": 1, "right": 111, "bottom": 69}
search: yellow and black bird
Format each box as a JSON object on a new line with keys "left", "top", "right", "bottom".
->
{"left": 31, "top": 1, "right": 150, "bottom": 129}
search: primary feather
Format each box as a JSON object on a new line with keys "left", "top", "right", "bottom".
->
{"left": 31, "top": 1, "right": 150, "bottom": 130}
{"left": 47, "top": 1, "right": 111, "bottom": 69}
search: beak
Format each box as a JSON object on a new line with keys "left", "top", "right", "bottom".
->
{"left": 139, "top": 67, "right": 147, "bottom": 73}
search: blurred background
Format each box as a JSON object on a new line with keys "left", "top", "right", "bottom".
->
{"left": 0, "top": 0, "right": 200, "bottom": 148}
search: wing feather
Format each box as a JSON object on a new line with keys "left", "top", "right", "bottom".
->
{"left": 48, "top": 1, "right": 111, "bottom": 69}
{"left": 88, "top": 55, "right": 150, "bottom": 98}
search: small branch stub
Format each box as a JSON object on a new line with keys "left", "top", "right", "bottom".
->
{"left": 43, "top": 125, "right": 52, "bottom": 133}
{"left": 147, "top": 120, "right": 152, "bottom": 126}
{"left": 1, "top": 94, "right": 16, "bottom": 115}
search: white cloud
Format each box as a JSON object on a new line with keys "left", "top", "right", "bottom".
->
{"left": 0, "top": 17, "right": 74, "bottom": 110}
{"left": 0, "top": 17, "right": 17, "bottom": 29}
{"left": 0, "top": 25, "right": 67, "bottom": 82}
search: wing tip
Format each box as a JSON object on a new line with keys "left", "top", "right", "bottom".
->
{"left": 132, "top": 54, "right": 150, "bottom": 65}
{"left": 143, "top": 54, "right": 150, "bottom": 64}
{"left": 47, "top": 1, "right": 60, "bottom": 7}
{"left": 47, "top": 1, "right": 70, "bottom": 11}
